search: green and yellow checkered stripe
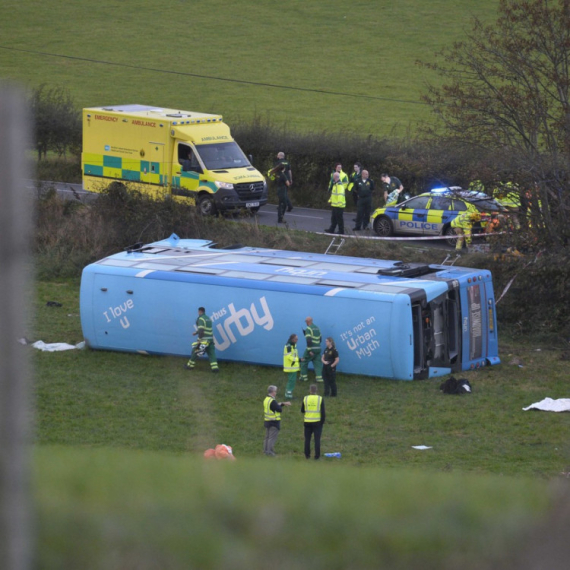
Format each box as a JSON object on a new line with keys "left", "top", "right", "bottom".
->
{"left": 83, "top": 153, "right": 164, "bottom": 185}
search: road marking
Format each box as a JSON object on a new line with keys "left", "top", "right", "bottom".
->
{"left": 286, "top": 213, "right": 324, "bottom": 220}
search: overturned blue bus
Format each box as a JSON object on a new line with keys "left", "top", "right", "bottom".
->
{"left": 79, "top": 234, "right": 500, "bottom": 380}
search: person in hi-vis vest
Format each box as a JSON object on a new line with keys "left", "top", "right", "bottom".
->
{"left": 263, "top": 385, "right": 291, "bottom": 457}
{"left": 301, "top": 384, "right": 326, "bottom": 460}
{"left": 283, "top": 333, "right": 302, "bottom": 399}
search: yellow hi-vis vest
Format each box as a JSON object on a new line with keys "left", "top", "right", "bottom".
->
{"left": 329, "top": 170, "right": 349, "bottom": 189}
{"left": 264, "top": 396, "right": 281, "bottom": 422}
{"left": 283, "top": 343, "right": 300, "bottom": 372}
{"left": 329, "top": 182, "right": 346, "bottom": 208}
{"left": 303, "top": 395, "right": 323, "bottom": 422}
{"left": 494, "top": 183, "right": 521, "bottom": 211}
{"left": 451, "top": 208, "right": 480, "bottom": 229}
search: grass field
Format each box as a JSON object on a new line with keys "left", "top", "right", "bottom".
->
{"left": 0, "top": 0, "right": 499, "bottom": 134}
{"left": 33, "top": 274, "right": 570, "bottom": 476}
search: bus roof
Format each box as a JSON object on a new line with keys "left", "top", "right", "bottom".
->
{"left": 86, "top": 234, "right": 491, "bottom": 302}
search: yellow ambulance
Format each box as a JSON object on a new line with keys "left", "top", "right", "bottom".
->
{"left": 82, "top": 104, "right": 267, "bottom": 215}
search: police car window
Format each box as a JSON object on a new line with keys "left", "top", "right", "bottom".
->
{"left": 430, "top": 197, "right": 452, "bottom": 210}
{"left": 472, "top": 198, "right": 503, "bottom": 212}
{"left": 401, "top": 196, "right": 429, "bottom": 209}
{"left": 453, "top": 200, "right": 468, "bottom": 212}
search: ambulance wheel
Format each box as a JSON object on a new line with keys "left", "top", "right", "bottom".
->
{"left": 373, "top": 216, "right": 393, "bottom": 237}
{"left": 444, "top": 225, "right": 458, "bottom": 247}
{"left": 198, "top": 195, "right": 216, "bottom": 216}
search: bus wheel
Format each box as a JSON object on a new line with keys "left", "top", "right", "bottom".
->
{"left": 198, "top": 195, "right": 216, "bottom": 216}
{"left": 373, "top": 216, "right": 393, "bottom": 237}
{"left": 444, "top": 225, "right": 458, "bottom": 247}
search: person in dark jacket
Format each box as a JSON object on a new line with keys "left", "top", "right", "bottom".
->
{"left": 274, "top": 151, "right": 294, "bottom": 211}
{"left": 381, "top": 173, "right": 405, "bottom": 206}
{"left": 275, "top": 164, "right": 291, "bottom": 224}
{"left": 321, "top": 337, "right": 339, "bottom": 397}
{"left": 263, "top": 385, "right": 291, "bottom": 456}
{"left": 353, "top": 170, "right": 375, "bottom": 230}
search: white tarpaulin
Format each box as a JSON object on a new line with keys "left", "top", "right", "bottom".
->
{"left": 32, "top": 340, "right": 84, "bottom": 352}
{"left": 522, "top": 397, "right": 570, "bottom": 413}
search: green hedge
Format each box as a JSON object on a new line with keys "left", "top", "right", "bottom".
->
{"left": 34, "top": 186, "right": 570, "bottom": 339}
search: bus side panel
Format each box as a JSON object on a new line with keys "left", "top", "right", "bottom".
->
{"left": 388, "top": 297, "right": 415, "bottom": 381}
{"left": 327, "top": 292, "right": 409, "bottom": 379}
{"left": 79, "top": 271, "right": 413, "bottom": 379}
{"left": 79, "top": 266, "right": 98, "bottom": 348}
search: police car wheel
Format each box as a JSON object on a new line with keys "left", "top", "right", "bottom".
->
{"left": 444, "top": 225, "right": 458, "bottom": 246}
{"left": 373, "top": 216, "right": 393, "bottom": 237}
{"left": 198, "top": 194, "right": 216, "bottom": 216}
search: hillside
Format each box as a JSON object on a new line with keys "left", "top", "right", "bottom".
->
{"left": 0, "top": 0, "right": 499, "bottom": 134}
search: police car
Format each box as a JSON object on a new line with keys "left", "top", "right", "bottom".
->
{"left": 370, "top": 187, "right": 506, "bottom": 244}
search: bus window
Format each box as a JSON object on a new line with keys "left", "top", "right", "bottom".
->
{"left": 431, "top": 301, "right": 445, "bottom": 362}
{"left": 446, "top": 289, "right": 460, "bottom": 364}
{"left": 412, "top": 303, "right": 424, "bottom": 374}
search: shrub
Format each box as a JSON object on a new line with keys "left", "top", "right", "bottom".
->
{"left": 29, "top": 84, "right": 82, "bottom": 160}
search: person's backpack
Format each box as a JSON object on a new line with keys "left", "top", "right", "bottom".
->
{"left": 440, "top": 376, "right": 472, "bottom": 395}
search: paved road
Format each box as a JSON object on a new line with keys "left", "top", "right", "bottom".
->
{"left": 33, "top": 180, "right": 453, "bottom": 251}
{"left": 233, "top": 203, "right": 455, "bottom": 251}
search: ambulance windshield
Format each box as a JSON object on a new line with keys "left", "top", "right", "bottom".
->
{"left": 195, "top": 142, "right": 251, "bottom": 170}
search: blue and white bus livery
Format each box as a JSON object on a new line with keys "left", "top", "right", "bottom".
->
{"left": 79, "top": 234, "right": 500, "bottom": 380}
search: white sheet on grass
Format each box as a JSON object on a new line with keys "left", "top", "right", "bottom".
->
{"left": 32, "top": 340, "right": 84, "bottom": 352}
{"left": 523, "top": 398, "right": 570, "bottom": 413}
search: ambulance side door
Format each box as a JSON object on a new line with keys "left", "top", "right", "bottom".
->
{"left": 173, "top": 143, "right": 201, "bottom": 199}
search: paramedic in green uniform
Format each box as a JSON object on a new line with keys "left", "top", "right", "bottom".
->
{"left": 300, "top": 316, "right": 323, "bottom": 382}
{"left": 381, "top": 173, "right": 404, "bottom": 205}
{"left": 283, "top": 333, "right": 301, "bottom": 399}
{"left": 348, "top": 162, "right": 362, "bottom": 206}
{"left": 185, "top": 307, "right": 219, "bottom": 372}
